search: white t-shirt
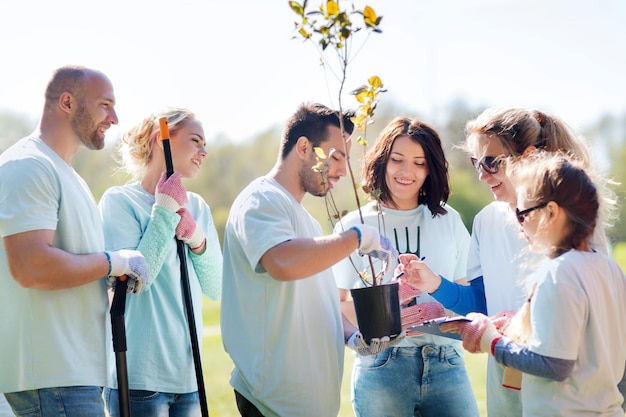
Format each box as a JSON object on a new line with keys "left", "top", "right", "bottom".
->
{"left": 220, "top": 176, "right": 344, "bottom": 417}
{"left": 467, "top": 201, "right": 540, "bottom": 315}
{"left": 333, "top": 201, "right": 469, "bottom": 349}
{"left": 0, "top": 136, "right": 110, "bottom": 392}
{"left": 0, "top": 394, "right": 14, "bottom": 417}
{"left": 523, "top": 250, "right": 626, "bottom": 416}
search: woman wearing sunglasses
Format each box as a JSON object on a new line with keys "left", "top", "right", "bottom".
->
{"left": 397, "top": 107, "right": 618, "bottom": 416}
{"left": 441, "top": 152, "right": 626, "bottom": 417}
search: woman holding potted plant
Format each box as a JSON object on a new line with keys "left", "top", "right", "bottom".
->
{"left": 332, "top": 116, "right": 479, "bottom": 417}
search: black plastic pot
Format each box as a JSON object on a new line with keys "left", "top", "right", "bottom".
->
{"left": 350, "top": 281, "right": 401, "bottom": 342}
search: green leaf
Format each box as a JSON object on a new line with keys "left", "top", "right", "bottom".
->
{"left": 289, "top": 1, "right": 304, "bottom": 16}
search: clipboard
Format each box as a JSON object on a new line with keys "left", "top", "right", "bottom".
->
{"left": 408, "top": 316, "right": 470, "bottom": 340}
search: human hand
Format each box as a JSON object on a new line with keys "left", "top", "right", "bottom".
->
{"left": 491, "top": 310, "right": 516, "bottom": 335}
{"left": 176, "top": 208, "right": 206, "bottom": 251}
{"left": 346, "top": 330, "right": 406, "bottom": 356}
{"left": 106, "top": 250, "right": 149, "bottom": 294}
{"left": 401, "top": 301, "right": 445, "bottom": 336}
{"left": 397, "top": 282, "right": 421, "bottom": 305}
{"left": 440, "top": 312, "right": 501, "bottom": 354}
{"left": 351, "top": 224, "right": 399, "bottom": 277}
{"left": 155, "top": 172, "right": 188, "bottom": 213}
{"left": 397, "top": 253, "right": 441, "bottom": 294}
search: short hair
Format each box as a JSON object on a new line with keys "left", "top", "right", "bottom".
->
{"left": 279, "top": 102, "right": 355, "bottom": 159}
{"left": 363, "top": 117, "right": 449, "bottom": 216}
{"left": 44, "top": 65, "right": 94, "bottom": 110}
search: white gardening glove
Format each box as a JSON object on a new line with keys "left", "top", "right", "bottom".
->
{"left": 351, "top": 224, "right": 399, "bottom": 278}
{"left": 106, "top": 250, "right": 149, "bottom": 294}
{"left": 346, "top": 330, "right": 406, "bottom": 356}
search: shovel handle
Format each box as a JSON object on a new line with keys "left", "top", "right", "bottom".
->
{"left": 159, "top": 116, "right": 174, "bottom": 176}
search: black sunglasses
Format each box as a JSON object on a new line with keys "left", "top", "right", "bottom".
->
{"left": 515, "top": 202, "right": 548, "bottom": 225}
{"left": 470, "top": 156, "right": 502, "bottom": 174}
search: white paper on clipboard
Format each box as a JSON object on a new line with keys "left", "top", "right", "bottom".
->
{"left": 408, "top": 316, "right": 470, "bottom": 340}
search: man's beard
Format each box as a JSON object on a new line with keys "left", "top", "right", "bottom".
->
{"left": 71, "top": 104, "right": 105, "bottom": 150}
{"left": 299, "top": 158, "right": 329, "bottom": 197}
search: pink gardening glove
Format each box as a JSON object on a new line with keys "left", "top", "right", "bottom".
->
{"left": 401, "top": 301, "right": 445, "bottom": 336}
{"left": 176, "top": 208, "right": 206, "bottom": 251}
{"left": 398, "top": 282, "right": 421, "bottom": 306}
{"left": 491, "top": 310, "right": 516, "bottom": 335}
{"left": 155, "top": 172, "right": 188, "bottom": 213}
{"left": 441, "top": 312, "right": 501, "bottom": 354}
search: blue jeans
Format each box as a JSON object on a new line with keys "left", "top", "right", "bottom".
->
{"left": 103, "top": 388, "right": 199, "bottom": 417}
{"left": 4, "top": 387, "right": 105, "bottom": 417}
{"left": 352, "top": 345, "right": 480, "bottom": 417}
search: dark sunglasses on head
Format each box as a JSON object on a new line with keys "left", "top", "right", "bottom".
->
{"left": 470, "top": 156, "right": 502, "bottom": 174}
{"left": 515, "top": 202, "right": 548, "bottom": 225}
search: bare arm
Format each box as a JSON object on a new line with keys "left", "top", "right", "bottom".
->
{"left": 4, "top": 229, "right": 109, "bottom": 289}
{"left": 342, "top": 312, "right": 359, "bottom": 342}
{"left": 260, "top": 229, "right": 359, "bottom": 282}
{"left": 338, "top": 288, "right": 357, "bottom": 325}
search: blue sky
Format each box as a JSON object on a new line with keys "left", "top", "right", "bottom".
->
{"left": 1, "top": 0, "right": 625, "bottom": 144}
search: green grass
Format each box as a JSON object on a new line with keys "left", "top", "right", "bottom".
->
{"left": 201, "top": 299, "right": 488, "bottom": 417}
{"left": 613, "top": 241, "right": 626, "bottom": 271}
{"left": 200, "top": 243, "right": 626, "bottom": 416}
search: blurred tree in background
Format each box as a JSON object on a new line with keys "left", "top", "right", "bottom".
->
{"left": 1, "top": 100, "right": 624, "bottom": 245}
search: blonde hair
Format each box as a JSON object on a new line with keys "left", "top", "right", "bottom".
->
{"left": 116, "top": 108, "right": 197, "bottom": 181}
{"left": 505, "top": 151, "right": 615, "bottom": 343}
{"left": 463, "top": 107, "right": 592, "bottom": 167}
{"left": 463, "top": 107, "right": 617, "bottom": 257}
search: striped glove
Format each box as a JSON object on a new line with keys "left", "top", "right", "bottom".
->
{"left": 401, "top": 301, "right": 445, "bottom": 336}
{"left": 456, "top": 312, "right": 502, "bottom": 354}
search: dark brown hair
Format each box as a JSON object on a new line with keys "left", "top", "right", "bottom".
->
{"left": 363, "top": 116, "right": 449, "bottom": 216}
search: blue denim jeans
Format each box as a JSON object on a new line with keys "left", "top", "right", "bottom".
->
{"left": 352, "top": 345, "right": 480, "bottom": 417}
{"left": 103, "top": 388, "right": 199, "bottom": 417}
{"left": 4, "top": 387, "right": 105, "bottom": 417}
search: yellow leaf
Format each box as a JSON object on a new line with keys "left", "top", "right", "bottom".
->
{"left": 355, "top": 91, "right": 369, "bottom": 103}
{"left": 314, "top": 147, "right": 327, "bottom": 159}
{"left": 362, "top": 5, "right": 377, "bottom": 27}
{"left": 326, "top": 0, "right": 339, "bottom": 16}
{"left": 289, "top": 1, "right": 304, "bottom": 16}
{"left": 368, "top": 75, "right": 383, "bottom": 89}
{"left": 298, "top": 27, "right": 310, "bottom": 38}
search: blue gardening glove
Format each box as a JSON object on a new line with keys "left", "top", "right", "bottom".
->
{"left": 105, "top": 250, "right": 149, "bottom": 295}
{"left": 346, "top": 330, "right": 406, "bottom": 356}
{"left": 351, "top": 224, "right": 399, "bottom": 277}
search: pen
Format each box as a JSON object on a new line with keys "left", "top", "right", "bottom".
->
{"left": 394, "top": 256, "right": 425, "bottom": 280}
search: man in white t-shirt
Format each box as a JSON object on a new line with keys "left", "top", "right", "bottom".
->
{"left": 0, "top": 66, "right": 147, "bottom": 416}
{"left": 221, "top": 102, "right": 403, "bottom": 417}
